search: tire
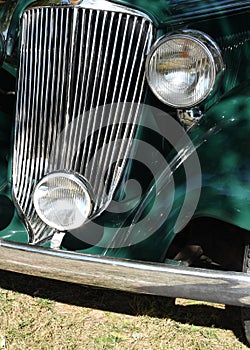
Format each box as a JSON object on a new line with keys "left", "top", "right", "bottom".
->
{"left": 241, "top": 243, "right": 250, "bottom": 344}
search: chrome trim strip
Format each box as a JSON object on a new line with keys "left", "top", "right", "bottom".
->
{"left": 1, "top": 240, "right": 250, "bottom": 307}
{"left": 29, "top": 0, "right": 153, "bottom": 21}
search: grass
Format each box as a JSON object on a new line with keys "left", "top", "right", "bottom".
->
{"left": 0, "top": 269, "right": 249, "bottom": 349}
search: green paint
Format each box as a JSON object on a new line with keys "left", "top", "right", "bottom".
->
{"left": 111, "top": 0, "right": 250, "bottom": 27}
{"left": 193, "top": 82, "right": 250, "bottom": 232}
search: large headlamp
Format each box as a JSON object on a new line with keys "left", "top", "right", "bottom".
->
{"left": 33, "top": 172, "right": 92, "bottom": 231}
{"left": 146, "top": 30, "right": 224, "bottom": 108}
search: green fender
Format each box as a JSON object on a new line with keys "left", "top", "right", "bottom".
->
{"left": 192, "top": 81, "right": 250, "bottom": 231}
{"left": 100, "top": 81, "right": 250, "bottom": 262}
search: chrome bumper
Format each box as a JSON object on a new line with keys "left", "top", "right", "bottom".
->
{"left": 0, "top": 240, "right": 250, "bottom": 307}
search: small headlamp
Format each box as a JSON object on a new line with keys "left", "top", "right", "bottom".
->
{"left": 33, "top": 171, "right": 92, "bottom": 231}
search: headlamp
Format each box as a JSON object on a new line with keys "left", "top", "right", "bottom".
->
{"left": 146, "top": 30, "right": 224, "bottom": 108}
{"left": 33, "top": 171, "right": 92, "bottom": 231}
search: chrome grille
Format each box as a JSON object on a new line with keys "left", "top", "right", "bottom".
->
{"left": 13, "top": 4, "right": 153, "bottom": 244}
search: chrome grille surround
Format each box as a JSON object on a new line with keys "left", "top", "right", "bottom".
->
{"left": 13, "top": 0, "right": 154, "bottom": 244}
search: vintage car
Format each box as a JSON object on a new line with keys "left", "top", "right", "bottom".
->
{"left": 0, "top": 0, "right": 250, "bottom": 343}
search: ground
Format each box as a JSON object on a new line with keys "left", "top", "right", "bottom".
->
{"left": 0, "top": 270, "right": 249, "bottom": 349}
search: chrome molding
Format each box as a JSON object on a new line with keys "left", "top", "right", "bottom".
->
{"left": 31, "top": 0, "right": 153, "bottom": 20}
{"left": 1, "top": 240, "right": 250, "bottom": 307}
{"left": 13, "top": 3, "right": 154, "bottom": 244}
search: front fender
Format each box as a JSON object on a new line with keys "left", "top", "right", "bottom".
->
{"left": 112, "top": 82, "right": 250, "bottom": 262}
{"left": 192, "top": 81, "right": 250, "bottom": 231}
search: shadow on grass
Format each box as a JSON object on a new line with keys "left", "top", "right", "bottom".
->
{"left": 0, "top": 269, "right": 247, "bottom": 346}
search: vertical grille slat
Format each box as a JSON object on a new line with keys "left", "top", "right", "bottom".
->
{"left": 13, "top": 13, "right": 27, "bottom": 196}
{"left": 49, "top": 9, "right": 62, "bottom": 170}
{"left": 70, "top": 11, "right": 86, "bottom": 170}
{"left": 47, "top": 9, "right": 59, "bottom": 170}
{"left": 64, "top": 8, "right": 79, "bottom": 169}
{"left": 53, "top": 8, "right": 70, "bottom": 171}
{"left": 13, "top": 5, "right": 154, "bottom": 244}
{"left": 40, "top": 8, "right": 51, "bottom": 177}
{"left": 32, "top": 9, "right": 43, "bottom": 189}
{"left": 38, "top": 9, "right": 48, "bottom": 179}
{"left": 72, "top": 10, "right": 93, "bottom": 172}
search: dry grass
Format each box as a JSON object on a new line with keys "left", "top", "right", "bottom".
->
{"left": 0, "top": 270, "right": 249, "bottom": 349}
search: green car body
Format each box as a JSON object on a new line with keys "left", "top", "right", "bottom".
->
{"left": 0, "top": 0, "right": 250, "bottom": 327}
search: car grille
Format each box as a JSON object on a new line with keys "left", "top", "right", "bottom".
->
{"left": 12, "top": 4, "right": 153, "bottom": 243}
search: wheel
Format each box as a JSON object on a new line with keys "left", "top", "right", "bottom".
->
{"left": 241, "top": 243, "right": 250, "bottom": 344}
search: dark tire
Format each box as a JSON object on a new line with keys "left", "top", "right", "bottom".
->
{"left": 241, "top": 243, "right": 250, "bottom": 344}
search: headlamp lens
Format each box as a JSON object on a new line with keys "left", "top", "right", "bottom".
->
{"left": 146, "top": 31, "right": 223, "bottom": 108}
{"left": 33, "top": 172, "right": 92, "bottom": 231}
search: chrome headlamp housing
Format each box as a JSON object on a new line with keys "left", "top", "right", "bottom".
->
{"left": 33, "top": 171, "right": 93, "bottom": 232}
{"left": 146, "top": 30, "right": 224, "bottom": 108}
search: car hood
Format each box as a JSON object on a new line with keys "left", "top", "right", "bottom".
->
{"left": 110, "top": 0, "right": 250, "bottom": 27}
